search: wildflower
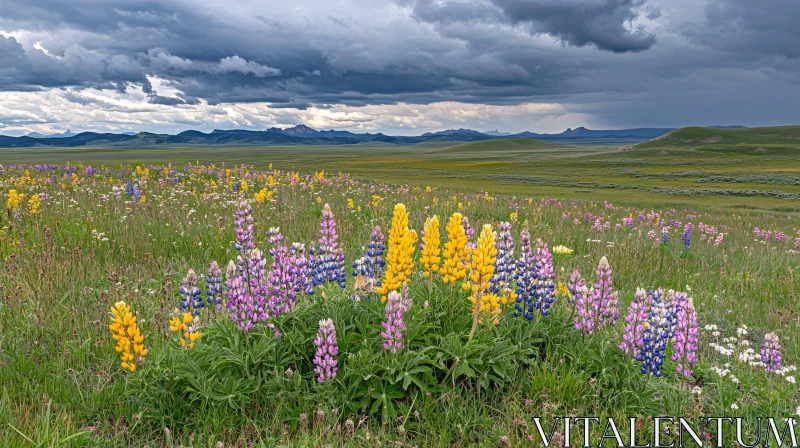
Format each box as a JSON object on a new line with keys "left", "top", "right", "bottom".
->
{"left": 28, "top": 194, "right": 41, "bottom": 215}
{"left": 730, "top": 403, "right": 739, "bottom": 411}
{"left": 309, "top": 204, "right": 346, "bottom": 290}
{"left": 490, "top": 222, "right": 516, "bottom": 305}
{"left": 168, "top": 307, "right": 201, "bottom": 349}
{"left": 381, "top": 290, "right": 410, "bottom": 353}
{"left": 313, "top": 318, "right": 338, "bottom": 383}
{"left": 620, "top": 288, "right": 649, "bottom": 358}
{"left": 109, "top": 301, "right": 148, "bottom": 372}
{"left": 638, "top": 294, "right": 670, "bottom": 377}
{"left": 352, "top": 226, "right": 386, "bottom": 296}
{"left": 179, "top": 269, "right": 204, "bottom": 316}
{"left": 533, "top": 239, "right": 556, "bottom": 316}
{"left": 420, "top": 215, "right": 441, "bottom": 285}
{"left": 672, "top": 297, "right": 699, "bottom": 378}
{"left": 441, "top": 213, "right": 470, "bottom": 285}
{"left": 682, "top": 223, "right": 694, "bottom": 250}
{"left": 6, "top": 189, "right": 24, "bottom": 211}
{"left": 254, "top": 187, "right": 271, "bottom": 202}
{"left": 515, "top": 226, "right": 536, "bottom": 319}
{"left": 662, "top": 228, "right": 669, "bottom": 245}
{"left": 567, "top": 269, "right": 585, "bottom": 305}
{"left": 266, "top": 227, "right": 296, "bottom": 315}
{"left": 761, "top": 332, "right": 782, "bottom": 372}
{"left": 552, "top": 245, "right": 573, "bottom": 255}
{"left": 462, "top": 216, "right": 475, "bottom": 249}
{"left": 206, "top": 261, "right": 223, "bottom": 311}
{"left": 466, "top": 224, "right": 497, "bottom": 340}
{"left": 379, "top": 204, "right": 417, "bottom": 301}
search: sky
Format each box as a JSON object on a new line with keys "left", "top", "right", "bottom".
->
{"left": 1, "top": 0, "right": 799, "bottom": 136}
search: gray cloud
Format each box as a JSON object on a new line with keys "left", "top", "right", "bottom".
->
{"left": 0, "top": 0, "right": 798, "bottom": 134}
{"left": 407, "top": 0, "right": 657, "bottom": 53}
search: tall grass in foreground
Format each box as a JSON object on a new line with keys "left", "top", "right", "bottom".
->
{"left": 0, "top": 162, "right": 798, "bottom": 446}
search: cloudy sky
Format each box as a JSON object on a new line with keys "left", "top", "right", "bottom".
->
{"left": 1, "top": 0, "right": 798, "bottom": 136}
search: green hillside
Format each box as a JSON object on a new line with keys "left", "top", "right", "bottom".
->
{"left": 437, "top": 138, "right": 558, "bottom": 153}
{"left": 637, "top": 125, "right": 800, "bottom": 149}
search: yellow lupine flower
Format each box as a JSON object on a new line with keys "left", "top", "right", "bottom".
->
{"left": 465, "top": 224, "right": 497, "bottom": 340}
{"left": 441, "top": 213, "right": 470, "bottom": 284}
{"left": 28, "top": 195, "right": 41, "bottom": 215}
{"left": 6, "top": 189, "right": 24, "bottom": 210}
{"left": 379, "top": 204, "right": 417, "bottom": 301}
{"left": 552, "top": 245, "right": 573, "bottom": 255}
{"left": 108, "top": 301, "right": 148, "bottom": 372}
{"left": 420, "top": 215, "right": 441, "bottom": 280}
{"left": 347, "top": 198, "right": 354, "bottom": 209}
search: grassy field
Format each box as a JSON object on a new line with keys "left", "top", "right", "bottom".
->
{"left": 1, "top": 128, "right": 800, "bottom": 446}
{"left": 3, "top": 126, "right": 800, "bottom": 213}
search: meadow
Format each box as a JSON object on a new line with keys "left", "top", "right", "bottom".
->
{"left": 1, "top": 130, "right": 800, "bottom": 446}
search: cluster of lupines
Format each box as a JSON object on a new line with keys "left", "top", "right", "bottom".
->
{"left": 125, "top": 179, "right": 140, "bottom": 200}
{"left": 420, "top": 215, "right": 441, "bottom": 289}
{"left": 205, "top": 261, "right": 223, "bottom": 311}
{"left": 619, "top": 288, "right": 649, "bottom": 357}
{"left": 442, "top": 213, "right": 470, "bottom": 285}
{"left": 533, "top": 239, "right": 556, "bottom": 316}
{"left": 313, "top": 319, "right": 339, "bottom": 383}
{"left": 662, "top": 227, "right": 669, "bottom": 245}
{"left": 567, "top": 269, "right": 585, "bottom": 305}
{"left": 490, "top": 222, "right": 517, "bottom": 304}
{"left": 761, "top": 332, "right": 782, "bottom": 372}
{"left": 226, "top": 203, "right": 274, "bottom": 334}
{"left": 108, "top": 301, "right": 148, "bottom": 372}
{"left": 462, "top": 216, "right": 476, "bottom": 250}
{"left": 574, "top": 257, "right": 619, "bottom": 335}
{"left": 379, "top": 204, "right": 417, "bottom": 301}
{"left": 381, "top": 287, "right": 412, "bottom": 353}
{"left": 309, "top": 204, "right": 346, "bottom": 290}
{"left": 352, "top": 226, "right": 386, "bottom": 297}
{"left": 671, "top": 297, "right": 698, "bottom": 378}
{"left": 465, "top": 224, "right": 498, "bottom": 340}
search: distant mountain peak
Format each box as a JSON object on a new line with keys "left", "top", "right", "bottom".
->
{"left": 281, "top": 124, "right": 318, "bottom": 135}
{"left": 26, "top": 129, "right": 76, "bottom": 138}
{"left": 421, "top": 128, "right": 486, "bottom": 137}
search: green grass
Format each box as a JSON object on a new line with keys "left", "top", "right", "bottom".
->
{"left": 3, "top": 131, "right": 800, "bottom": 212}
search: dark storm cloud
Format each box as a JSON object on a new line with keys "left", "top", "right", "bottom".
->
{"left": 407, "top": 0, "right": 657, "bottom": 53}
{"left": 694, "top": 0, "right": 800, "bottom": 59}
{"left": 0, "top": 0, "right": 798, "bottom": 131}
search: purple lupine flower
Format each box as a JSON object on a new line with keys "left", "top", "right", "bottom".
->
{"left": 620, "top": 288, "right": 649, "bottom": 357}
{"left": 514, "top": 227, "right": 536, "bottom": 319}
{"left": 671, "top": 297, "right": 698, "bottom": 378}
{"left": 225, "top": 260, "right": 256, "bottom": 332}
{"left": 490, "top": 222, "right": 516, "bottom": 301}
{"left": 533, "top": 239, "right": 556, "bottom": 316}
{"left": 309, "top": 204, "right": 346, "bottom": 291}
{"left": 313, "top": 318, "right": 339, "bottom": 383}
{"left": 682, "top": 223, "right": 694, "bottom": 250}
{"left": 594, "top": 256, "right": 618, "bottom": 327}
{"left": 574, "top": 284, "right": 596, "bottom": 335}
{"left": 180, "top": 269, "right": 204, "bottom": 316}
{"left": 567, "top": 269, "right": 585, "bottom": 306}
{"left": 761, "top": 332, "right": 782, "bottom": 372}
{"left": 266, "top": 227, "right": 294, "bottom": 316}
{"left": 206, "top": 261, "right": 223, "bottom": 311}
{"left": 288, "top": 243, "right": 312, "bottom": 297}
{"left": 381, "top": 290, "right": 408, "bottom": 353}
{"left": 462, "top": 216, "right": 475, "bottom": 249}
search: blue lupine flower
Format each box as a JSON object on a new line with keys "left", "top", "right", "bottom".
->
{"left": 205, "top": 261, "right": 223, "bottom": 311}
{"left": 638, "top": 290, "right": 670, "bottom": 377}
{"left": 514, "top": 227, "right": 535, "bottom": 319}
{"left": 661, "top": 228, "right": 669, "bottom": 245}
{"left": 180, "top": 269, "right": 204, "bottom": 316}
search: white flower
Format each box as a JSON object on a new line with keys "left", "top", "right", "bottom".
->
{"left": 731, "top": 376, "right": 740, "bottom": 384}
{"left": 731, "top": 403, "right": 739, "bottom": 410}
{"left": 691, "top": 387, "right": 703, "bottom": 395}
{"left": 787, "top": 376, "right": 796, "bottom": 384}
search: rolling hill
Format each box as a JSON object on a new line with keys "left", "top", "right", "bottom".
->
{"left": 637, "top": 125, "right": 800, "bottom": 149}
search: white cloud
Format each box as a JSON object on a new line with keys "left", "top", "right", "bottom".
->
{"left": 215, "top": 55, "right": 281, "bottom": 77}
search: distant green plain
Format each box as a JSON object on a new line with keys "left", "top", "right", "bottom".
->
{"left": 3, "top": 125, "right": 800, "bottom": 213}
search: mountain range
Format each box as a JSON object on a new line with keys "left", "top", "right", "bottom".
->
{"left": 0, "top": 125, "right": 746, "bottom": 148}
